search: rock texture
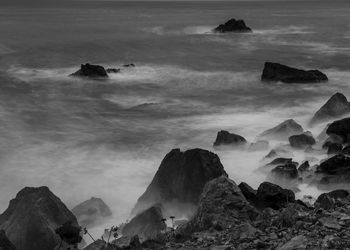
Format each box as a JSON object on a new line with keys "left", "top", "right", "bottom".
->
{"left": 289, "top": 132, "right": 316, "bottom": 149}
{"left": 327, "top": 117, "right": 350, "bottom": 143}
{"left": 261, "top": 62, "right": 328, "bottom": 83}
{"left": 72, "top": 197, "right": 112, "bottom": 228}
{"left": 213, "top": 130, "right": 247, "bottom": 147}
{"left": 255, "top": 182, "right": 295, "bottom": 210}
{"left": 316, "top": 154, "right": 350, "bottom": 175}
{"left": 0, "top": 186, "right": 79, "bottom": 250}
{"left": 132, "top": 148, "right": 228, "bottom": 216}
{"left": 0, "top": 230, "right": 15, "bottom": 250}
{"left": 258, "top": 119, "right": 303, "bottom": 140}
{"left": 311, "top": 93, "right": 350, "bottom": 125}
{"left": 213, "top": 18, "right": 252, "bottom": 33}
{"left": 70, "top": 63, "right": 108, "bottom": 78}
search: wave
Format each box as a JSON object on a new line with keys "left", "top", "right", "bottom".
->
{"left": 252, "top": 25, "right": 314, "bottom": 35}
{"left": 142, "top": 25, "right": 213, "bottom": 35}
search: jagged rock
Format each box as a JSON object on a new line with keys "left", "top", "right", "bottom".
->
{"left": 258, "top": 119, "right": 303, "bottom": 140}
{"left": 311, "top": 93, "right": 350, "bottom": 125}
{"left": 256, "top": 182, "right": 295, "bottom": 210}
{"left": 213, "top": 18, "right": 252, "bottom": 33}
{"left": 72, "top": 197, "right": 112, "bottom": 228}
{"left": 106, "top": 68, "right": 120, "bottom": 73}
{"left": 70, "top": 63, "right": 108, "bottom": 78}
{"left": 132, "top": 148, "right": 228, "bottom": 216}
{"left": 276, "top": 235, "right": 307, "bottom": 250}
{"left": 316, "top": 154, "right": 350, "bottom": 175}
{"left": 0, "top": 230, "right": 15, "bottom": 250}
{"left": 0, "top": 186, "right": 80, "bottom": 250}
{"left": 327, "top": 117, "right": 350, "bottom": 143}
{"left": 261, "top": 62, "right": 328, "bottom": 83}
{"left": 271, "top": 163, "right": 299, "bottom": 179}
{"left": 298, "top": 161, "right": 310, "bottom": 172}
{"left": 122, "top": 205, "right": 166, "bottom": 240}
{"left": 180, "top": 176, "right": 259, "bottom": 233}
{"left": 213, "top": 130, "right": 247, "bottom": 147}
{"left": 248, "top": 140, "right": 269, "bottom": 151}
{"left": 289, "top": 132, "right": 316, "bottom": 149}
{"left": 238, "top": 182, "right": 257, "bottom": 202}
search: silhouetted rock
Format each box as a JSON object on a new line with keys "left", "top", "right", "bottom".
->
{"left": 256, "top": 182, "right": 295, "bottom": 210}
{"left": 311, "top": 93, "right": 350, "bottom": 125}
{"left": 70, "top": 63, "right": 108, "bottom": 78}
{"left": 266, "top": 158, "right": 294, "bottom": 166}
{"left": 261, "top": 62, "right": 328, "bottom": 83}
{"left": 122, "top": 205, "right": 166, "bottom": 240}
{"left": 317, "top": 154, "right": 350, "bottom": 175}
{"left": 72, "top": 197, "right": 112, "bottom": 228}
{"left": 298, "top": 161, "right": 310, "bottom": 172}
{"left": 213, "top": 18, "right": 252, "bottom": 33}
{"left": 0, "top": 186, "right": 79, "bottom": 250}
{"left": 239, "top": 182, "right": 257, "bottom": 203}
{"left": 123, "top": 63, "right": 135, "bottom": 67}
{"left": 258, "top": 119, "right": 303, "bottom": 140}
{"left": 327, "top": 117, "right": 350, "bottom": 143}
{"left": 271, "top": 163, "right": 299, "bottom": 179}
{"left": 248, "top": 140, "right": 269, "bottom": 151}
{"left": 106, "top": 68, "right": 120, "bottom": 73}
{"left": 213, "top": 130, "right": 247, "bottom": 147}
{"left": 132, "top": 148, "right": 228, "bottom": 216}
{"left": 289, "top": 132, "right": 316, "bottom": 149}
{"left": 0, "top": 230, "right": 15, "bottom": 250}
{"left": 323, "top": 141, "right": 343, "bottom": 155}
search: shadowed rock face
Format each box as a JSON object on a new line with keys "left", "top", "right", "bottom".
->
{"left": 132, "top": 148, "right": 228, "bottom": 216}
{"left": 0, "top": 186, "right": 79, "bottom": 250}
{"left": 256, "top": 182, "right": 295, "bottom": 210}
{"left": 122, "top": 205, "right": 166, "bottom": 240}
{"left": 0, "top": 230, "right": 15, "bottom": 250}
{"left": 289, "top": 132, "right": 316, "bottom": 149}
{"left": 70, "top": 63, "right": 108, "bottom": 78}
{"left": 261, "top": 62, "right": 328, "bottom": 83}
{"left": 316, "top": 154, "right": 350, "bottom": 175}
{"left": 327, "top": 117, "right": 350, "bottom": 143}
{"left": 271, "top": 163, "right": 299, "bottom": 180}
{"left": 72, "top": 197, "right": 112, "bottom": 228}
{"left": 258, "top": 119, "right": 303, "bottom": 141}
{"left": 311, "top": 93, "right": 350, "bottom": 125}
{"left": 213, "top": 130, "right": 247, "bottom": 147}
{"left": 213, "top": 18, "right": 252, "bottom": 33}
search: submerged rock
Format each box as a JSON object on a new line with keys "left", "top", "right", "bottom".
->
{"left": 256, "top": 182, "right": 295, "bottom": 210}
{"left": 0, "top": 230, "right": 15, "bottom": 250}
{"left": 258, "top": 119, "right": 303, "bottom": 140}
{"left": 289, "top": 132, "right": 316, "bottom": 149}
{"left": 213, "top": 18, "right": 252, "bottom": 33}
{"left": 298, "top": 161, "right": 310, "bottom": 172}
{"left": 106, "top": 68, "right": 120, "bottom": 73}
{"left": 213, "top": 130, "right": 247, "bottom": 147}
{"left": 261, "top": 62, "right": 328, "bottom": 83}
{"left": 72, "top": 197, "right": 112, "bottom": 228}
{"left": 266, "top": 157, "right": 295, "bottom": 166}
{"left": 123, "top": 63, "right": 136, "bottom": 67}
{"left": 311, "top": 93, "right": 350, "bottom": 125}
{"left": 132, "top": 148, "right": 227, "bottom": 216}
{"left": 0, "top": 186, "right": 80, "bottom": 250}
{"left": 323, "top": 141, "right": 343, "bottom": 155}
{"left": 248, "top": 140, "right": 269, "bottom": 151}
{"left": 327, "top": 117, "right": 350, "bottom": 143}
{"left": 70, "top": 63, "right": 108, "bottom": 78}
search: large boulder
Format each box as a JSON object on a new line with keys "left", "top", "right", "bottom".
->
{"left": 72, "top": 197, "right": 112, "bottom": 228}
{"left": 326, "top": 117, "right": 350, "bottom": 143}
{"left": 256, "top": 182, "right": 295, "bottom": 210}
{"left": 213, "top": 130, "right": 247, "bottom": 147}
{"left": 213, "top": 18, "right": 252, "bottom": 33}
{"left": 316, "top": 154, "right": 350, "bottom": 175}
{"left": 132, "top": 148, "right": 228, "bottom": 216}
{"left": 180, "top": 176, "right": 259, "bottom": 233}
{"left": 315, "top": 190, "right": 349, "bottom": 209}
{"left": 261, "top": 62, "right": 328, "bottom": 83}
{"left": 258, "top": 119, "right": 303, "bottom": 140}
{"left": 0, "top": 230, "right": 15, "bottom": 250}
{"left": 311, "top": 93, "right": 350, "bottom": 125}
{"left": 122, "top": 205, "right": 166, "bottom": 240}
{"left": 70, "top": 63, "right": 108, "bottom": 78}
{"left": 289, "top": 132, "right": 316, "bottom": 149}
{"left": 0, "top": 186, "right": 80, "bottom": 250}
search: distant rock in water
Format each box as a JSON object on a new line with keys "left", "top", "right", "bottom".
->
{"left": 0, "top": 186, "right": 80, "bottom": 250}
{"left": 0, "top": 230, "right": 15, "bottom": 250}
{"left": 106, "top": 68, "right": 120, "bottom": 73}
{"left": 271, "top": 163, "right": 299, "bottom": 180}
{"left": 123, "top": 63, "right": 136, "bottom": 67}
{"left": 261, "top": 62, "right": 328, "bottom": 83}
{"left": 213, "top": 18, "right": 252, "bottom": 33}
{"left": 258, "top": 119, "right": 303, "bottom": 141}
{"left": 326, "top": 117, "right": 350, "bottom": 143}
{"left": 289, "top": 131, "right": 316, "bottom": 149}
{"left": 311, "top": 93, "right": 350, "bottom": 125}
{"left": 213, "top": 130, "right": 247, "bottom": 147}
{"left": 70, "top": 63, "right": 108, "bottom": 78}
{"left": 72, "top": 197, "right": 112, "bottom": 228}
{"left": 248, "top": 140, "right": 269, "bottom": 151}
{"left": 132, "top": 148, "right": 227, "bottom": 216}
{"left": 316, "top": 154, "right": 350, "bottom": 176}
{"left": 122, "top": 204, "right": 166, "bottom": 240}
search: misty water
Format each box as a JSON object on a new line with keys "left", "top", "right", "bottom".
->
{"left": 1, "top": 0, "right": 350, "bottom": 239}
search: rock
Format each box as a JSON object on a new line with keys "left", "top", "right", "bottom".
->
{"left": 132, "top": 148, "right": 228, "bottom": 216}
{"left": 106, "top": 68, "right": 120, "bottom": 73}
{"left": 289, "top": 132, "right": 316, "bottom": 149}
{"left": 213, "top": 130, "right": 247, "bottom": 147}
{"left": 315, "top": 190, "right": 349, "bottom": 209}
{"left": 276, "top": 235, "right": 307, "bottom": 250}
{"left": 258, "top": 119, "right": 303, "bottom": 141}
{"left": 261, "top": 62, "right": 328, "bottom": 83}
{"left": 327, "top": 117, "right": 350, "bottom": 143}
{"left": 83, "top": 239, "right": 111, "bottom": 250}
{"left": 0, "top": 230, "right": 15, "bottom": 250}
{"left": 122, "top": 204, "right": 166, "bottom": 240}
{"left": 323, "top": 142, "right": 343, "bottom": 155}
{"left": 271, "top": 163, "right": 299, "bottom": 179}
{"left": 238, "top": 182, "right": 257, "bottom": 202}
{"left": 70, "top": 63, "right": 108, "bottom": 78}
{"left": 266, "top": 158, "right": 295, "bottom": 166}
{"left": 256, "top": 182, "right": 295, "bottom": 210}
{"left": 311, "top": 93, "right": 350, "bottom": 125}
{"left": 342, "top": 145, "right": 350, "bottom": 155}
{"left": 319, "top": 217, "right": 341, "bottom": 230}
{"left": 248, "top": 140, "right": 269, "bottom": 151}
{"left": 298, "top": 161, "right": 310, "bottom": 172}
{"left": 123, "top": 63, "right": 136, "bottom": 67}
{"left": 72, "top": 197, "right": 112, "bottom": 228}
{"left": 213, "top": 18, "right": 252, "bottom": 33}
{"left": 316, "top": 154, "right": 350, "bottom": 175}
{"left": 180, "top": 176, "right": 259, "bottom": 233}
{"left": 0, "top": 186, "right": 80, "bottom": 250}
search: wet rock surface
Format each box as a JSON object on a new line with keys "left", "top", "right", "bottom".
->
{"left": 213, "top": 18, "right": 252, "bottom": 33}
{"left": 70, "top": 63, "right": 108, "bottom": 78}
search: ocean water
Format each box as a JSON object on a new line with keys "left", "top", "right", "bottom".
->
{"left": 1, "top": 0, "right": 350, "bottom": 237}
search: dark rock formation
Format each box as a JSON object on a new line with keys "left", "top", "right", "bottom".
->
{"left": 316, "top": 154, "right": 350, "bottom": 175}
{"left": 256, "top": 182, "right": 295, "bottom": 210}
{"left": 323, "top": 141, "right": 343, "bottom": 155}
{"left": 70, "top": 63, "right": 108, "bottom": 78}
{"left": 248, "top": 140, "right": 269, "bottom": 151}
{"left": 261, "top": 62, "right": 328, "bottom": 83}
{"left": 122, "top": 205, "right": 166, "bottom": 240}
{"left": 0, "top": 186, "right": 79, "bottom": 250}
{"left": 271, "top": 163, "right": 299, "bottom": 179}
{"left": 258, "top": 119, "right": 303, "bottom": 140}
{"left": 0, "top": 230, "right": 15, "bottom": 250}
{"left": 311, "top": 93, "right": 350, "bottom": 125}
{"left": 315, "top": 190, "right": 349, "bottom": 209}
{"left": 289, "top": 132, "right": 316, "bottom": 149}
{"left": 298, "top": 161, "right": 310, "bottom": 172}
{"left": 342, "top": 145, "right": 350, "bottom": 155}
{"left": 238, "top": 182, "right": 257, "bottom": 203}
{"left": 132, "top": 148, "right": 228, "bottom": 216}
{"left": 123, "top": 63, "right": 135, "bottom": 67}
{"left": 213, "top": 18, "right": 252, "bottom": 33}
{"left": 327, "top": 117, "right": 350, "bottom": 143}
{"left": 213, "top": 130, "right": 247, "bottom": 147}
{"left": 72, "top": 197, "right": 112, "bottom": 228}
{"left": 106, "top": 68, "right": 120, "bottom": 73}
{"left": 266, "top": 158, "right": 294, "bottom": 166}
